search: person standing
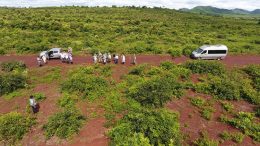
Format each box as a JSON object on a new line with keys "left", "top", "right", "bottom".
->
{"left": 121, "top": 54, "right": 126, "bottom": 64}
{"left": 93, "top": 54, "right": 97, "bottom": 63}
{"left": 114, "top": 54, "right": 119, "bottom": 64}
{"left": 103, "top": 53, "right": 107, "bottom": 64}
{"left": 37, "top": 56, "right": 42, "bottom": 67}
{"left": 132, "top": 54, "right": 137, "bottom": 65}
{"left": 42, "top": 54, "right": 47, "bottom": 64}
{"left": 29, "top": 95, "right": 37, "bottom": 114}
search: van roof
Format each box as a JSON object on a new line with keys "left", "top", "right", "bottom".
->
{"left": 200, "top": 45, "right": 228, "bottom": 50}
{"left": 49, "top": 48, "right": 61, "bottom": 51}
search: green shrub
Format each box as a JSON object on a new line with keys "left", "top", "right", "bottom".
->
{"left": 220, "top": 112, "right": 260, "bottom": 142}
{"left": 193, "top": 131, "right": 219, "bottom": 146}
{"left": 43, "top": 109, "right": 85, "bottom": 139}
{"left": 195, "top": 71, "right": 259, "bottom": 104}
{"left": 243, "top": 65, "right": 260, "bottom": 91}
{"left": 191, "top": 97, "right": 206, "bottom": 107}
{"left": 182, "top": 45, "right": 196, "bottom": 57}
{"left": 61, "top": 73, "right": 108, "bottom": 100}
{"left": 0, "top": 73, "right": 27, "bottom": 96}
{"left": 129, "top": 64, "right": 150, "bottom": 76}
{"left": 160, "top": 61, "right": 176, "bottom": 70}
{"left": 183, "top": 60, "right": 225, "bottom": 75}
{"left": 220, "top": 131, "right": 244, "bottom": 143}
{"left": 127, "top": 75, "right": 183, "bottom": 107}
{"left": 0, "top": 112, "right": 35, "bottom": 145}
{"left": 254, "top": 106, "right": 260, "bottom": 117}
{"left": 201, "top": 107, "right": 215, "bottom": 120}
{"left": 190, "top": 97, "right": 215, "bottom": 120}
{"left": 167, "top": 48, "right": 182, "bottom": 57}
{"left": 108, "top": 109, "right": 180, "bottom": 146}
{"left": 0, "top": 49, "right": 5, "bottom": 55}
{"left": 33, "top": 93, "right": 46, "bottom": 102}
{"left": 1, "top": 61, "right": 26, "bottom": 72}
{"left": 221, "top": 101, "right": 234, "bottom": 112}
{"left": 57, "top": 94, "right": 76, "bottom": 108}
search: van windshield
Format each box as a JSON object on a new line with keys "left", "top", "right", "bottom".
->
{"left": 196, "top": 48, "right": 203, "bottom": 53}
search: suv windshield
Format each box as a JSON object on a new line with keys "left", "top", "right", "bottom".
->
{"left": 196, "top": 48, "right": 203, "bottom": 53}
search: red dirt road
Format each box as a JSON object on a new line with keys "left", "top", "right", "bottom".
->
{"left": 0, "top": 54, "right": 260, "bottom": 68}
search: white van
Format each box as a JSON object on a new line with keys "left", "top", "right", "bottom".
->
{"left": 191, "top": 45, "right": 228, "bottom": 60}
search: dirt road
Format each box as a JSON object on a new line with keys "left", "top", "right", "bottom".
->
{"left": 0, "top": 54, "right": 259, "bottom": 68}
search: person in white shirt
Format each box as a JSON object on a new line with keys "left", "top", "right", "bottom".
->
{"left": 29, "top": 95, "right": 37, "bottom": 114}
{"left": 37, "top": 56, "right": 42, "bottom": 67}
{"left": 114, "top": 54, "right": 119, "bottom": 64}
{"left": 93, "top": 54, "right": 97, "bottom": 63}
{"left": 121, "top": 54, "right": 126, "bottom": 64}
{"left": 42, "top": 55, "right": 47, "bottom": 64}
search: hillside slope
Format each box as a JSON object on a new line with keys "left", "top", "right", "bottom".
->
{"left": 0, "top": 7, "right": 259, "bottom": 54}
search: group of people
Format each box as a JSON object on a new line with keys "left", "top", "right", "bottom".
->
{"left": 37, "top": 47, "right": 137, "bottom": 67}
{"left": 60, "top": 47, "right": 73, "bottom": 64}
{"left": 37, "top": 54, "right": 47, "bottom": 67}
{"left": 93, "top": 51, "right": 136, "bottom": 65}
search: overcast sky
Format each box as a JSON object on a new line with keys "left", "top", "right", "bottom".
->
{"left": 0, "top": 0, "right": 259, "bottom": 11}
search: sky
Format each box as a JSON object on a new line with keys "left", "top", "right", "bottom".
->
{"left": 0, "top": 0, "right": 259, "bottom": 11}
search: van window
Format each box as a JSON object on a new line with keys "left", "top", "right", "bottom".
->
{"left": 53, "top": 51, "right": 58, "bottom": 53}
{"left": 196, "top": 48, "right": 203, "bottom": 53}
{"left": 201, "top": 50, "right": 207, "bottom": 54}
{"left": 208, "top": 50, "right": 227, "bottom": 54}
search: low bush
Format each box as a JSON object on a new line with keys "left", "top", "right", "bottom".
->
{"left": 43, "top": 109, "right": 85, "bottom": 139}
{"left": 191, "top": 97, "right": 206, "bottom": 107}
{"left": 201, "top": 107, "right": 215, "bottom": 120}
{"left": 193, "top": 131, "right": 219, "bottom": 146}
{"left": 182, "top": 45, "right": 196, "bottom": 57}
{"left": 129, "top": 64, "right": 150, "bottom": 76}
{"left": 61, "top": 73, "right": 108, "bottom": 100}
{"left": 190, "top": 97, "right": 215, "bottom": 120}
{"left": 33, "top": 93, "right": 46, "bottom": 102}
{"left": 57, "top": 94, "right": 77, "bottom": 108}
{"left": 160, "top": 61, "right": 176, "bottom": 70}
{"left": 243, "top": 65, "right": 260, "bottom": 91}
{"left": 220, "top": 112, "right": 260, "bottom": 142}
{"left": 221, "top": 131, "right": 245, "bottom": 143}
{"left": 0, "top": 112, "right": 35, "bottom": 145}
{"left": 0, "top": 73, "right": 27, "bottom": 96}
{"left": 221, "top": 101, "right": 234, "bottom": 112}
{"left": 195, "top": 71, "right": 259, "bottom": 104}
{"left": 254, "top": 106, "right": 260, "bottom": 117}
{"left": 183, "top": 60, "right": 225, "bottom": 75}
{"left": 108, "top": 109, "right": 181, "bottom": 146}
{"left": 0, "top": 61, "right": 26, "bottom": 72}
{"left": 167, "top": 48, "right": 182, "bottom": 57}
{"left": 127, "top": 75, "right": 183, "bottom": 107}
{"left": 0, "top": 49, "right": 5, "bottom": 55}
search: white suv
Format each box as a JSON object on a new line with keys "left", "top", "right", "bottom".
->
{"left": 40, "top": 48, "right": 62, "bottom": 59}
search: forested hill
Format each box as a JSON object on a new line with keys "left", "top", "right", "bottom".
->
{"left": 180, "top": 6, "right": 260, "bottom": 15}
{"left": 0, "top": 7, "right": 259, "bottom": 55}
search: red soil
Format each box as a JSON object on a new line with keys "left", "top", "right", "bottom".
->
{"left": 166, "top": 90, "right": 258, "bottom": 146}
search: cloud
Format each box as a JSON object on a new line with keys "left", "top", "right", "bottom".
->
{"left": 0, "top": 0, "right": 259, "bottom": 11}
